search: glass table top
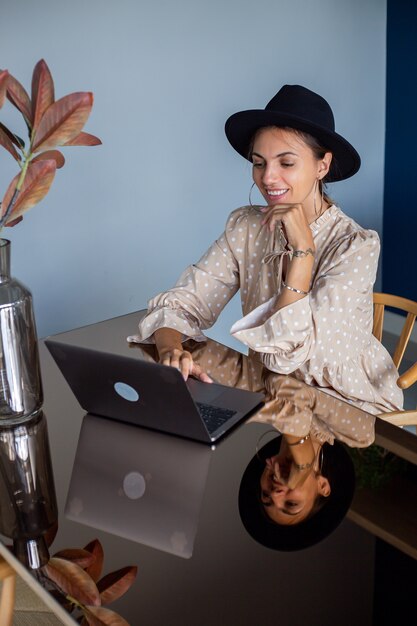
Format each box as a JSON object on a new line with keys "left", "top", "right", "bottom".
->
{"left": 0, "top": 311, "right": 416, "bottom": 625}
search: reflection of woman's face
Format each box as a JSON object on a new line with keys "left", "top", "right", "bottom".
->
{"left": 260, "top": 454, "right": 329, "bottom": 525}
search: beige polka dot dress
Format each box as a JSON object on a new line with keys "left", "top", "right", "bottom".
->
{"left": 130, "top": 204, "right": 403, "bottom": 416}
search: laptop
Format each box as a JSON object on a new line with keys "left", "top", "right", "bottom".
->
{"left": 45, "top": 340, "right": 264, "bottom": 443}
{"left": 66, "top": 414, "right": 213, "bottom": 558}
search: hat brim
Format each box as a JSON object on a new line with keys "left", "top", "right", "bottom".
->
{"left": 238, "top": 435, "right": 355, "bottom": 551}
{"left": 225, "top": 110, "right": 361, "bottom": 182}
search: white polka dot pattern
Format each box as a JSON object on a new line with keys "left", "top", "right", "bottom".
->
{"left": 131, "top": 204, "right": 403, "bottom": 413}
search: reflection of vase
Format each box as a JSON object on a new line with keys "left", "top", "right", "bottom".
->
{"left": 0, "top": 411, "right": 57, "bottom": 568}
{"left": 0, "top": 238, "right": 43, "bottom": 424}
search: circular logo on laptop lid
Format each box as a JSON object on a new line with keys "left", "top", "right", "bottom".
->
{"left": 114, "top": 382, "right": 140, "bottom": 402}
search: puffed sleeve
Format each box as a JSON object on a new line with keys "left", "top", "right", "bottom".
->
{"left": 129, "top": 216, "right": 241, "bottom": 344}
{"left": 230, "top": 229, "right": 380, "bottom": 375}
{"left": 248, "top": 374, "right": 375, "bottom": 448}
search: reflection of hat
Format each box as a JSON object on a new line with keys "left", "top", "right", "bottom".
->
{"left": 225, "top": 84, "right": 361, "bottom": 182}
{"left": 238, "top": 435, "right": 355, "bottom": 551}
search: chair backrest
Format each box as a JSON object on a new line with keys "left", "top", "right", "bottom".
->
{"left": 373, "top": 292, "right": 417, "bottom": 369}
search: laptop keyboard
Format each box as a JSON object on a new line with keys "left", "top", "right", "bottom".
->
{"left": 196, "top": 402, "right": 237, "bottom": 433}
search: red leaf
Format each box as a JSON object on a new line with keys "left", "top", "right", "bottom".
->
{"left": 82, "top": 606, "right": 131, "bottom": 626}
{"left": 32, "top": 150, "right": 65, "bottom": 168}
{"left": 0, "top": 125, "right": 21, "bottom": 161}
{"left": 31, "top": 59, "right": 55, "bottom": 131}
{"left": 43, "top": 557, "right": 101, "bottom": 607}
{"left": 97, "top": 567, "right": 137, "bottom": 606}
{"left": 0, "top": 70, "right": 8, "bottom": 108}
{"left": 84, "top": 540, "right": 104, "bottom": 582}
{"left": 1, "top": 160, "right": 56, "bottom": 224}
{"left": 32, "top": 92, "right": 94, "bottom": 152}
{"left": 63, "top": 131, "right": 102, "bottom": 146}
{"left": 0, "top": 122, "right": 25, "bottom": 150}
{"left": 6, "top": 73, "right": 33, "bottom": 127}
{"left": 5, "top": 216, "right": 23, "bottom": 227}
{"left": 53, "top": 549, "right": 96, "bottom": 569}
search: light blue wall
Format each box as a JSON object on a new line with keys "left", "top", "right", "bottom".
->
{"left": 0, "top": 0, "right": 386, "bottom": 349}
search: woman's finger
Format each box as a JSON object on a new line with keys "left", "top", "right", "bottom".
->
{"left": 191, "top": 362, "right": 213, "bottom": 383}
{"left": 179, "top": 351, "right": 193, "bottom": 380}
{"left": 170, "top": 350, "right": 181, "bottom": 371}
{"left": 160, "top": 353, "right": 173, "bottom": 367}
{"left": 159, "top": 349, "right": 213, "bottom": 383}
{"left": 262, "top": 212, "right": 284, "bottom": 232}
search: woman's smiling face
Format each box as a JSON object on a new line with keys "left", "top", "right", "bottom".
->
{"left": 251, "top": 127, "right": 331, "bottom": 213}
{"left": 260, "top": 453, "right": 331, "bottom": 525}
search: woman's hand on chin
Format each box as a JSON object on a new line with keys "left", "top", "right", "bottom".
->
{"left": 260, "top": 203, "right": 315, "bottom": 251}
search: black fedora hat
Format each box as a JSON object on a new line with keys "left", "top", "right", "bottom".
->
{"left": 225, "top": 85, "right": 361, "bottom": 182}
{"left": 238, "top": 435, "right": 355, "bottom": 551}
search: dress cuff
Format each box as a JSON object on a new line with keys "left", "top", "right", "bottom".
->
{"left": 230, "top": 296, "right": 313, "bottom": 370}
{"left": 127, "top": 307, "right": 207, "bottom": 344}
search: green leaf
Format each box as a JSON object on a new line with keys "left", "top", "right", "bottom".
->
{"left": 32, "top": 91, "right": 94, "bottom": 152}
{"left": 43, "top": 557, "right": 101, "bottom": 607}
{"left": 1, "top": 160, "right": 56, "bottom": 225}
{"left": 97, "top": 566, "right": 137, "bottom": 606}
{"left": 6, "top": 73, "right": 33, "bottom": 127}
{"left": 31, "top": 59, "right": 55, "bottom": 132}
{"left": 82, "top": 606, "right": 131, "bottom": 626}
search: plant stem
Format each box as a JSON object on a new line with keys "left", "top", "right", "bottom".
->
{"left": 0, "top": 153, "right": 30, "bottom": 230}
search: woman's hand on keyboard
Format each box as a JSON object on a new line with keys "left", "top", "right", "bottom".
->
{"left": 159, "top": 348, "right": 213, "bottom": 383}
{"left": 154, "top": 328, "right": 212, "bottom": 382}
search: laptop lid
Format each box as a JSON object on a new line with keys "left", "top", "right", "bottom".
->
{"left": 45, "top": 340, "right": 264, "bottom": 443}
{"left": 66, "top": 414, "right": 213, "bottom": 558}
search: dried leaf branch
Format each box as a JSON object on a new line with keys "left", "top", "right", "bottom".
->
{"left": 0, "top": 59, "right": 101, "bottom": 231}
{"left": 40, "top": 538, "right": 137, "bottom": 626}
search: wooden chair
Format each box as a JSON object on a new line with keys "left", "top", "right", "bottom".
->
{"left": 373, "top": 292, "right": 417, "bottom": 429}
{"left": 0, "top": 555, "right": 16, "bottom": 626}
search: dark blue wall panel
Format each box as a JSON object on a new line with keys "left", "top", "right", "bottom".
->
{"left": 383, "top": 0, "right": 417, "bottom": 299}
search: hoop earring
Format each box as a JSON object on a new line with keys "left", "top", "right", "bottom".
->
{"left": 314, "top": 178, "right": 323, "bottom": 219}
{"left": 249, "top": 182, "right": 256, "bottom": 208}
{"left": 255, "top": 430, "right": 281, "bottom": 462}
{"left": 316, "top": 444, "right": 324, "bottom": 475}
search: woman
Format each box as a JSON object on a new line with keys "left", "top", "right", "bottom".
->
{"left": 239, "top": 430, "right": 355, "bottom": 551}
{"left": 129, "top": 84, "right": 403, "bottom": 415}
{"left": 135, "top": 319, "right": 367, "bottom": 545}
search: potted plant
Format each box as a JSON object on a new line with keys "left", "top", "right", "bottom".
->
{"left": 0, "top": 60, "right": 101, "bottom": 424}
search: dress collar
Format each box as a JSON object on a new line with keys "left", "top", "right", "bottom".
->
{"left": 309, "top": 204, "right": 339, "bottom": 235}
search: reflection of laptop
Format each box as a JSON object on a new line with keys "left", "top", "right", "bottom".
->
{"left": 66, "top": 414, "right": 212, "bottom": 558}
{"left": 45, "top": 340, "right": 263, "bottom": 443}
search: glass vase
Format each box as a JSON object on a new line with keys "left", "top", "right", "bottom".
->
{"left": 0, "top": 238, "right": 43, "bottom": 424}
{"left": 0, "top": 411, "right": 57, "bottom": 568}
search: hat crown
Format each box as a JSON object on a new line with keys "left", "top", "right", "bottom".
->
{"left": 266, "top": 85, "right": 335, "bottom": 132}
{"left": 224, "top": 83, "right": 360, "bottom": 181}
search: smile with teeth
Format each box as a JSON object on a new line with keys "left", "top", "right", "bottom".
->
{"left": 266, "top": 189, "right": 288, "bottom": 197}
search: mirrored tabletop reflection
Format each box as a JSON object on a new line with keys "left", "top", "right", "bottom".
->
{"left": 0, "top": 310, "right": 416, "bottom": 625}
